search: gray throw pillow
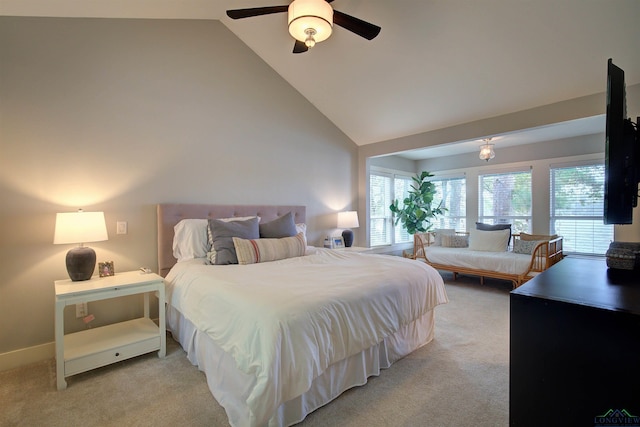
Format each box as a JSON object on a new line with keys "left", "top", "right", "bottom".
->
{"left": 476, "top": 222, "right": 512, "bottom": 232}
{"left": 442, "top": 234, "right": 469, "bottom": 248}
{"left": 259, "top": 212, "right": 297, "bottom": 238}
{"left": 513, "top": 239, "right": 542, "bottom": 255}
{"left": 209, "top": 217, "right": 259, "bottom": 265}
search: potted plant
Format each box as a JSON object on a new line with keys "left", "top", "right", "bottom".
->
{"left": 389, "top": 171, "right": 445, "bottom": 235}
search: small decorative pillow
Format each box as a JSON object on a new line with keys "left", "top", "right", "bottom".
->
{"left": 433, "top": 229, "right": 455, "bottom": 246}
{"left": 233, "top": 233, "right": 306, "bottom": 265}
{"left": 441, "top": 234, "right": 469, "bottom": 248}
{"left": 514, "top": 239, "right": 543, "bottom": 255}
{"left": 259, "top": 212, "right": 297, "bottom": 238}
{"left": 173, "top": 219, "right": 209, "bottom": 262}
{"left": 209, "top": 217, "right": 260, "bottom": 265}
{"left": 468, "top": 229, "right": 511, "bottom": 252}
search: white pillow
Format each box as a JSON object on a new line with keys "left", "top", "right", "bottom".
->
{"left": 295, "top": 223, "right": 307, "bottom": 246}
{"left": 173, "top": 219, "right": 209, "bottom": 262}
{"left": 233, "top": 233, "right": 306, "bottom": 265}
{"left": 468, "top": 228, "right": 511, "bottom": 252}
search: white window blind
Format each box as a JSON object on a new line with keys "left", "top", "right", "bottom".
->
{"left": 369, "top": 170, "right": 412, "bottom": 246}
{"left": 479, "top": 170, "right": 532, "bottom": 233}
{"left": 369, "top": 173, "right": 391, "bottom": 246}
{"left": 550, "top": 163, "right": 613, "bottom": 255}
{"left": 432, "top": 176, "right": 467, "bottom": 231}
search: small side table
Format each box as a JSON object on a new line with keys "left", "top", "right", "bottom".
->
{"left": 54, "top": 271, "right": 166, "bottom": 390}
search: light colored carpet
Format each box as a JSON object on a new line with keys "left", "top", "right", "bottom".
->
{"left": 0, "top": 273, "right": 510, "bottom": 427}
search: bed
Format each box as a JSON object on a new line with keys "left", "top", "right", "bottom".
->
{"left": 157, "top": 204, "right": 448, "bottom": 427}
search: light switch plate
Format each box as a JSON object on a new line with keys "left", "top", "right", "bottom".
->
{"left": 116, "top": 221, "right": 127, "bottom": 235}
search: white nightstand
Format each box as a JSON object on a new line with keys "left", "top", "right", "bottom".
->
{"left": 54, "top": 271, "right": 166, "bottom": 390}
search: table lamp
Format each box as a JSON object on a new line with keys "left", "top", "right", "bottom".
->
{"left": 54, "top": 210, "right": 108, "bottom": 281}
{"left": 337, "top": 211, "right": 359, "bottom": 247}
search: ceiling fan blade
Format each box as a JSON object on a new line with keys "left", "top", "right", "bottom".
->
{"left": 226, "top": 6, "right": 288, "bottom": 20}
{"left": 293, "top": 40, "right": 308, "bottom": 54}
{"left": 333, "top": 10, "right": 381, "bottom": 40}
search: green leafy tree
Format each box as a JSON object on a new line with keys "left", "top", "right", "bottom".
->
{"left": 389, "top": 171, "right": 446, "bottom": 235}
{"left": 553, "top": 166, "right": 604, "bottom": 212}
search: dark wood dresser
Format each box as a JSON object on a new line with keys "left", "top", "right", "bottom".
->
{"left": 510, "top": 257, "right": 640, "bottom": 426}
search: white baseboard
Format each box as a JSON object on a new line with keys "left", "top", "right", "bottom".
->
{"left": 0, "top": 342, "right": 55, "bottom": 372}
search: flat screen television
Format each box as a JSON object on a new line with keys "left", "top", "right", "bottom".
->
{"left": 604, "top": 58, "right": 639, "bottom": 225}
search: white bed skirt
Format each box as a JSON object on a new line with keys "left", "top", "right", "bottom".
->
{"left": 167, "top": 306, "right": 436, "bottom": 427}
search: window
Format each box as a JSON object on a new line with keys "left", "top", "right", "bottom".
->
{"left": 550, "top": 163, "right": 613, "bottom": 255}
{"left": 369, "top": 173, "right": 391, "bottom": 246}
{"left": 432, "top": 175, "right": 467, "bottom": 231}
{"left": 369, "top": 170, "right": 412, "bottom": 246}
{"left": 479, "top": 169, "right": 532, "bottom": 233}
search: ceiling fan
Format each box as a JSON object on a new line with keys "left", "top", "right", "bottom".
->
{"left": 226, "top": 0, "right": 381, "bottom": 54}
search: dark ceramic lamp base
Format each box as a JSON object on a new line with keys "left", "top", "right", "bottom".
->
{"left": 66, "top": 246, "right": 96, "bottom": 281}
{"left": 342, "top": 229, "right": 354, "bottom": 247}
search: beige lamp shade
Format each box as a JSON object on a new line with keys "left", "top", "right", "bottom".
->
{"left": 54, "top": 211, "right": 108, "bottom": 245}
{"left": 337, "top": 211, "right": 359, "bottom": 229}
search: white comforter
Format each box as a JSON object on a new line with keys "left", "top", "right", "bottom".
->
{"left": 165, "top": 248, "right": 447, "bottom": 427}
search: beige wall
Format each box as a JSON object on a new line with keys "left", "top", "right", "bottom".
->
{"left": 0, "top": 17, "right": 357, "bottom": 363}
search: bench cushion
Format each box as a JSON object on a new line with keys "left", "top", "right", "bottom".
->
{"left": 425, "top": 246, "right": 532, "bottom": 275}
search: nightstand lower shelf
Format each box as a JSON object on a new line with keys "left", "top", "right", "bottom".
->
{"left": 64, "top": 318, "right": 161, "bottom": 377}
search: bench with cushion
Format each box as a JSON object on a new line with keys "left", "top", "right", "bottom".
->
{"left": 406, "top": 228, "right": 563, "bottom": 288}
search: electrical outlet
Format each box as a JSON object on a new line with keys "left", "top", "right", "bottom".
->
{"left": 76, "top": 303, "right": 88, "bottom": 318}
{"left": 116, "top": 221, "right": 128, "bottom": 235}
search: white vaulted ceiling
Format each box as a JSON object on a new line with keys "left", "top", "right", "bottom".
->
{"left": 2, "top": 0, "right": 639, "bottom": 156}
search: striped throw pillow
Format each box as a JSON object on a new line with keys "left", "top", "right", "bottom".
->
{"left": 233, "top": 233, "right": 306, "bottom": 265}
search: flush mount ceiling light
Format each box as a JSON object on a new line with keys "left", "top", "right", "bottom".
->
{"left": 479, "top": 138, "right": 496, "bottom": 162}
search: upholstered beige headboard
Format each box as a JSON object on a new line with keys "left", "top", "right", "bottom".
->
{"left": 157, "top": 204, "right": 306, "bottom": 277}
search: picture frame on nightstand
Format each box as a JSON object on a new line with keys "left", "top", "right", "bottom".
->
{"left": 98, "top": 261, "right": 114, "bottom": 277}
{"left": 332, "top": 236, "right": 345, "bottom": 249}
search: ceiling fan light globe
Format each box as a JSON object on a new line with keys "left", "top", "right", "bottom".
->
{"left": 288, "top": 0, "right": 333, "bottom": 44}
{"left": 479, "top": 144, "right": 495, "bottom": 161}
{"left": 305, "top": 34, "right": 316, "bottom": 48}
